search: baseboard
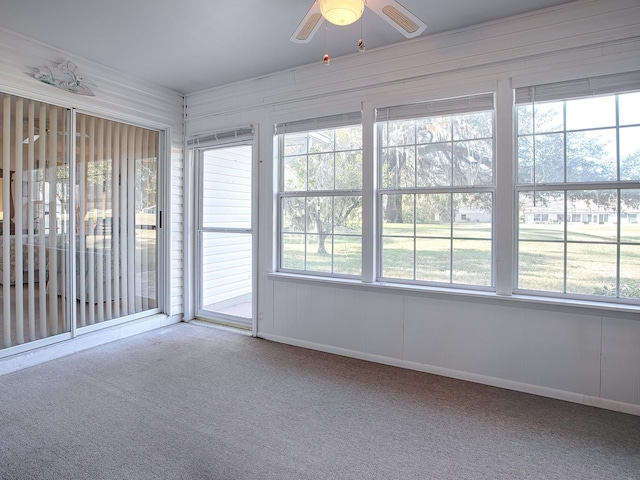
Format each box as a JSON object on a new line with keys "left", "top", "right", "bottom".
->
{"left": 0, "top": 313, "right": 181, "bottom": 377}
{"left": 259, "top": 333, "right": 640, "bottom": 417}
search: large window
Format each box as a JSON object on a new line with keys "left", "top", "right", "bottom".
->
{"left": 277, "top": 114, "right": 363, "bottom": 276}
{"left": 376, "top": 94, "right": 495, "bottom": 287}
{"left": 515, "top": 73, "right": 640, "bottom": 301}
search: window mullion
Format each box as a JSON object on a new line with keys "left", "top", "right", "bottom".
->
{"left": 362, "top": 101, "right": 376, "bottom": 283}
{"left": 494, "top": 80, "right": 514, "bottom": 295}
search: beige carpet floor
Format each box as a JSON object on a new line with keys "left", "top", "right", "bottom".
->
{"left": 1, "top": 322, "right": 639, "bottom": 480}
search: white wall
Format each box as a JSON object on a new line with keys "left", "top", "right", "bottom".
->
{"left": 185, "top": 0, "right": 640, "bottom": 415}
{"left": 0, "top": 29, "right": 185, "bottom": 323}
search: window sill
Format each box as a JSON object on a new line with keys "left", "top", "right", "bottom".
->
{"left": 267, "top": 272, "right": 640, "bottom": 319}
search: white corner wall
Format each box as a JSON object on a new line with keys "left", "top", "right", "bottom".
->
{"left": 0, "top": 28, "right": 185, "bottom": 323}
{"left": 185, "top": 0, "right": 640, "bottom": 415}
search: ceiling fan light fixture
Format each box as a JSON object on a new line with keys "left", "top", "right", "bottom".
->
{"left": 319, "top": 0, "right": 364, "bottom": 26}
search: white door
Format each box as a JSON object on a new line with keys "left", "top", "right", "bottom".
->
{"left": 196, "top": 143, "right": 254, "bottom": 329}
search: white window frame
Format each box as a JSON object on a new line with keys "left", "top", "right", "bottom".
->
{"left": 276, "top": 113, "right": 363, "bottom": 278}
{"left": 375, "top": 93, "right": 496, "bottom": 289}
{"left": 514, "top": 72, "right": 640, "bottom": 305}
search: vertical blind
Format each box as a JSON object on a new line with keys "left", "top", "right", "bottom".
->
{"left": 1, "top": 93, "right": 69, "bottom": 348}
{"left": 0, "top": 92, "right": 159, "bottom": 351}
{"left": 76, "top": 113, "right": 159, "bottom": 328}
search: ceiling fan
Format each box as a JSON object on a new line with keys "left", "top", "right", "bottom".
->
{"left": 290, "top": 0, "right": 427, "bottom": 44}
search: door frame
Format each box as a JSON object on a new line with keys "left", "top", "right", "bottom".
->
{"left": 191, "top": 131, "right": 257, "bottom": 334}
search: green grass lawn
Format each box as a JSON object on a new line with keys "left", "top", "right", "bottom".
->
{"left": 281, "top": 222, "right": 640, "bottom": 298}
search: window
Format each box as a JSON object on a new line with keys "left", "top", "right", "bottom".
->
{"left": 376, "top": 94, "right": 495, "bottom": 287}
{"left": 515, "top": 73, "right": 640, "bottom": 301}
{"left": 277, "top": 113, "right": 363, "bottom": 276}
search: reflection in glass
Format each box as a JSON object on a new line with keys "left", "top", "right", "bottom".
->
{"left": 1, "top": 94, "right": 70, "bottom": 349}
{"left": 76, "top": 113, "right": 158, "bottom": 326}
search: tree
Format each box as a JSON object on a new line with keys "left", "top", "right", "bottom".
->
{"left": 380, "top": 111, "right": 493, "bottom": 223}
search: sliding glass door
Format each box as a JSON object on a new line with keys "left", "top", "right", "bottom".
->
{"left": 0, "top": 91, "right": 160, "bottom": 352}
{"left": 1, "top": 94, "right": 70, "bottom": 348}
{"left": 75, "top": 113, "right": 159, "bottom": 327}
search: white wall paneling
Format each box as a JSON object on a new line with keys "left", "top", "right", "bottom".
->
{"left": 186, "top": 0, "right": 640, "bottom": 415}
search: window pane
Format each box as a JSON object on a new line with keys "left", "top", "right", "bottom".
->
{"left": 518, "top": 241, "right": 564, "bottom": 292}
{"left": 334, "top": 196, "right": 362, "bottom": 234}
{"left": 284, "top": 132, "right": 307, "bottom": 156}
{"left": 308, "top": 153, "right": 334, "bottom": 190}
{"left": 534, "top": 134, "right": 564, "bottom": 183}
{"left": 382, "top": 194, "right": 414, "bottom": 236}
{"left": 335, "top": 151, "right": 362, "bottom": 190}
{"left": 417, "top": 117, "right": 452, "bottom": 143}
{"left": 306, "top": 234, "right": 332, "bottom": 273}
{"left": 281, "top": 234, "right": 304, "bottom": 270}
{"left": 335, "top": 126, "right": 362, "bottom": 151}
{"left": 453, "top": 111, "right": 493, "bottom": 140}
{"left": 517, "top": 104, "right": 533, "bottom": 135}
{"left": 381, "top": 120, "right": 415, "bottom": 147}
{"left": 381, "top": 237, "right": 414, "bottom": 279}
{"left": 201, "top": 147, "right": 251, "bottom": 229}
{"left": 619, "top": 91, "right": 640, "bottom": 126}
{"left": 566, "top": 129, "right": 616, "bottom": 182}
{"left": 453, "top": 139, "right": 492, "bottom": 186}
{"left": 381, "top": 146, "right": 415, "bottom": 189}
{"left": 452, "top": 239, "right": 492, "bottom": 286}
{"left": 566, "top": 96, "right": 616, "bottom": 130}
{"left": 416, "top": 238, "right": 450, "bottom": 283}
{"left": 517, "top": 136, "right": 534, "bottom": 183}
{"left": 333, "top": 235, "right": 361, "bottom": 275}
{"left": 282, "top": 197, "right": 305, "bottom": 233}
{"left": 620, "top": 245, "right": 640, "bottom": 299}
{"left": 620, "top": 126, "right": 640, "bottom": 181}
{"left": 518, "top": 191, "right": 565, "bottom": 241}
{"left": 567, "top": 190, "right": 617, "bottom": 242}
{"left": 308, "top": 129, "right": 334, "bottom": 153}
{"left": 417, "top": 144, "right": 451, "bottom": 187}
{"left": 621, "top": 190, "right": 640, "bottom": 243}
{"left": 416, "top": 194, "right": 451, "bottom": 237}
{"left": 453, "top": 193, "right": 492, "bottom": 238}
{"left": 306, "top": 197, "right": 332, "bottom": 233}
{"left": 534, "top": 102, "right": 564, "bottom": 133}
{"left": 566, "top": 243, "right": 617, "bottom": 296}
{"left": 283, "top": 156, "right": 306, "bottom": 191}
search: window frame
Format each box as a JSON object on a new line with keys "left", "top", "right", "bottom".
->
{"left": 375, "top": 94, "right": 497, "bottom": 290}
{"left": 514, "top": 79, "right": 640, "bottom": 305}
{"left": 276, "top": 116, "right": 364, "bottom": 278}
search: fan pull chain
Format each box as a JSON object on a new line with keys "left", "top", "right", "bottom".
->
{"left": 323, "top": 25, "right": 330, "bottom": 64}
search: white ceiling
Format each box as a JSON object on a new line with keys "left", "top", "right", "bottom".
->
{"left": 0, "top": 0, "right": 577, "bottom": 95}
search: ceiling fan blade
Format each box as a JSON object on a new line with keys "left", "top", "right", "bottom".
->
{"left": 366, "top": 0, "right": 427, "bottom": 38}
{"left": 290, "top": 1, "right": 324, "bottom": 44}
